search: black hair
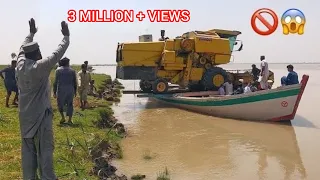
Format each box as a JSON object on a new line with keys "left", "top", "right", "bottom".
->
{"left": 60, "top": 57, "right": 70, "bottom": 67}
{"left": 252, "top": 64, "right": 256, "bottom": 67}
{"left": 287, "top": 64, "right": 294, "bottom": 69}
{"left": 81, "top": 64, "right": 87, "bottom": 69}
{"left": 60, "top": 61, "right": 68, "bottom": 67}
{"left": 11, "top": 60, "right": 17, "bottom": 65}
{"left": 84, "top": 61, "right": 88, "bottom": 64}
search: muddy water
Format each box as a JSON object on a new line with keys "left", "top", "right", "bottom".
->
{"left": 94, "top": 64, "right": 320, "bottom": 180}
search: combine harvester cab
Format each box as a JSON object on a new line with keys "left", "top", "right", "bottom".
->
{"left": 116, "top": 29, "right": 243, "bottom": 94}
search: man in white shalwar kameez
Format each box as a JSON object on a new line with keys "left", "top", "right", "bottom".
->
{"left": 15, "top": 18, "right": 70, "bottom": 180}
{"left": 259, "top": 55, "right": 269, "bottom": 90}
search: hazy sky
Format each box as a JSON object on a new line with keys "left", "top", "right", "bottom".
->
{"left": 0, "top": 0, "right": 318, "bottom": 64}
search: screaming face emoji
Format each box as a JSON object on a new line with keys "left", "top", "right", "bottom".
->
{"left": 281, "top": 8, "right": 306, "bottom": 35}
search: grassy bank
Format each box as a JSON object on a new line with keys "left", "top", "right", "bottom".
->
{"left": 0, "top": 65, "right": 124, "bottom": 179}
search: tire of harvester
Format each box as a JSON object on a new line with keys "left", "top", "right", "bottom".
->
{"left": 200, "top": 67, "right": 228, "bottom": 91}
{"left": 139, "top": 80, "right": 152, "bottom": 92}
{"left": 152, "top": 79, "right": 169, "bottom": 94}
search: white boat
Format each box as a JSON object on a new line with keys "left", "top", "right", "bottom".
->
{"left": 152, "top": 75, "right": 309, "bottom": 122}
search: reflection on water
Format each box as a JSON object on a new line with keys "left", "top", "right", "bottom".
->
{"left": 93, "top": 64, "right": 320, "bottom": 180}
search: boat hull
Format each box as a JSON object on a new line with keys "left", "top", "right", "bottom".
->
{"left": 153, "top": 75, "right": 309, "bottom": 122}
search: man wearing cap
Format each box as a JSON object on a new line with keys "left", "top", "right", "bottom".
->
{"left": 53, "top": 57, "right": 77, "bottom": 124}
{"left": 15, "top": 18, "right": 70, "bottom": 180}
{"left": 259, "top": 55, "right": 269, "bottom": 90}
{"left": 281, "top": 64, "right": 299, "bottom": 86}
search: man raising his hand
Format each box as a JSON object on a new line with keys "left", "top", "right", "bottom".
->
{"left": 16, "top": 18, "right": 70, "bottom": 180}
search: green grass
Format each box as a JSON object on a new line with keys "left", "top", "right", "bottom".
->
{"left": 0, "top": 65, "right": 122, "bottom": 179}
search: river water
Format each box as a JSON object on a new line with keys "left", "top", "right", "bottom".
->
{"left": 94, "top": 63, "right": 320, "bottom": 180}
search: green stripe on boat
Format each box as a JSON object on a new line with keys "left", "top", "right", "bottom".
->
{"left": 155, "top": 88, "right": 300, "bottom": 106}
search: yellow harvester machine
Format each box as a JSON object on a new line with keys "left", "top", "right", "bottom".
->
{"left": 116, "top": 29, "right": 246, "bottom": 93}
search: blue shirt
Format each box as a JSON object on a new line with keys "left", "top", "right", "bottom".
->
{"left": 53, "top": 67, "right": 77, "bottom": 95}
{"left": 0, "top": 67, "right": 16, "bottom": 84}
{"left": 286, "top": 71, "right": 299, "bottom": 85}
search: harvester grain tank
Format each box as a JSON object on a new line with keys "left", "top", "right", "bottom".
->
{"left": 116, "top": 29, "right": 244, "bottom": 93}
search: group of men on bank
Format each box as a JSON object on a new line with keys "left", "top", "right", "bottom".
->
{"left": 1, "top": 52, "right": 93, "bottom": 118}
{"left": 53, "top": 59, "right": 92, "bottom": 124}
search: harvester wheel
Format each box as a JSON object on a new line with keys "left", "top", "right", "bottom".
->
{"left": 200, "top": 67, "right": 228, "bottom": 90}
{"left": 139, "top": 80, "right": 152, "bottom": 92}
{"left": 152, "top": 79, "right": 169, "bottom": 94}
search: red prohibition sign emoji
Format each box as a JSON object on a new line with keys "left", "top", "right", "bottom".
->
{"left": 281, "top": 101, "right": 288, "bottom": 107}
{"left": 251, "top": 8, "right": 279, "bottom": 36}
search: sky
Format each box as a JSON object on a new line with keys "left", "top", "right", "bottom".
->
{"left": 0, "top": 0, "right": 318, "bottom": 64}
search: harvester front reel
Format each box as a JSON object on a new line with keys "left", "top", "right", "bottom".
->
{"left": 152, "top": 78, "right": 169, "bottom": 94}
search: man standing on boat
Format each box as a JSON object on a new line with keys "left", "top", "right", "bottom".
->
{"left": 281, "top": 64, "right": 299, "bottom": 86}
{"left": 259, "top": 56, "right": 269, "bottom": 90}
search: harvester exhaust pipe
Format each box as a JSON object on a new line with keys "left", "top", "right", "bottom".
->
{"left": 161, "top": 30, "right": 165, "bottom": 38}
{"left": 159, "top": 30, "right": 166, "bottom": 41}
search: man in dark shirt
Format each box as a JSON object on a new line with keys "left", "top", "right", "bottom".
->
{"left": 0, "top": 60, "right": 18, "bottom": 107}
{"left": 53, "top": 57, "right": 77, "bottom": 124}
{"left": 281, "top": 64, "right": 299, "bottom": 86}
{"left": 251, "top": 64, "right": 261, "bottom": 82}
